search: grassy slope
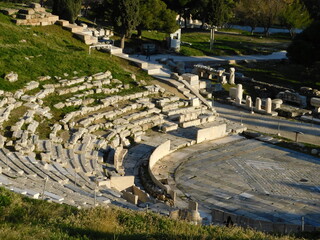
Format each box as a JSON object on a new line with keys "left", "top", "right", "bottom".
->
{"left": 0, "top": 6, "right": 154, "bottom": 138}
{"left": 0, "top": 187, "right": 315, "bottom": 240}
{"left": 0, "top": 9, "right": 152, "bottom": 92}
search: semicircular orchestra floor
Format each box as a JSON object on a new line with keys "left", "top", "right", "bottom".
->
{"left": 153, "top": 136, "right": 320, "bottom": 227}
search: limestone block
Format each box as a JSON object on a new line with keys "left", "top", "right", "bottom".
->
{"left": 110, "top": 176, "right": 134, "bottom": 191}
{"left": 182, "top": 73, "right": 199, "bottom": 83}
{"left": 17, "top": 14, "right": 31, "bottom": 20}
{"left": 30, "top": 3, "right": 41, "bottom": 8}
{"left": 0, "top": 8, "right": 18, "bottom": 15}
{"left": 40, "top": 21, "right": 49, "bottom": 26}
{"left": 47, "top": 15, "right": 59, "bottom": 22}
{"left": 5, "top": 72, "right": 18, "bottom": 82}
{"left": 199, "top": 81, "right": 207, "bottom": 89}
{"left": 132, "top": 186, "right": 150, "bottom": 203}
{"left": 14, "top": 90, "right": 24, "bottom": 99}
{"left": 197, "top": 124, "right": 227, "bottom": 143}
{"left": 171, "top": 72, "right": 182, "bottom": 80}
{"left": 272, "top": 99, "right": 283, "bottom": 110}
{"left": 311, "top": 97, "right": 320, "bottom": 107}
{"left": 53, "top": 102, "right": 65, "bottom": 109}
{"left": 181, "top": 119, "right": 201, "bottom": 128}
{"left": 229, "top": 87, "right": 237, "bottom": 99}
{"left": 19, "top": 8, "right": 35, "bottom": 15}
{"left": 190, "top": 98, "right": 200, "bottom": 107}
{"left": 123, "top": 191, "right": 138, "bottom": 205}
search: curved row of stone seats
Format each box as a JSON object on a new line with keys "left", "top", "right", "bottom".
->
{"left": 77, "top": 102, "right": 150, "bottom": 128}
{"left": 2, "top": 149, "right": 37, "bottom": 177}
{"left": 0, "top": 149, "right": 67, "bottom": 186}
{"left": 0, "top": 150, "right": 24, "bottom": 176}
{"left": 163, "top": 105, "right": 206, "bottom": 117}
{"left": 0, "top": 172, "right": 110, "bottom": 207}
{"left": 56, "top": 73, "right": 112, "bottom": 89}
{"left": 61, "top": 88, "right": 162, "bottom": 126}
{"left": 24, "top": 155, "right": 67, "bottom": 184}
{"left": 155, "top": 96, "right": 180, "bottom": 108}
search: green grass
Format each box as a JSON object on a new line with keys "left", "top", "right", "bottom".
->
{"left": 0, "top": 187, "right": 316, "bottom": 240}
{"left": 141, "top": 29, "right": 290, "bottom": 56}
{"left": 0, "top": 9, "right": 151, "bottom": 92}
{"left": 229, "top": 61, "right": 320, "bottom": 90}
{"left": 0, "top": 5, "right": 156, "bottom": 137}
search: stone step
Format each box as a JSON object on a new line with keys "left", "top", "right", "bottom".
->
{"left": 109, "top": 46, "right": 123, "bottom": 54}
{"left": 144, "top": 67, "right": 161, "bottom": 75}
{"left": 0, "top": 8, "right": 18, "bottom": 16}
{"left": 55, "top": 19, "right": 69, "bottom": 27}
{"left": 63, "top": 24, "right": 83, "bottom": 33}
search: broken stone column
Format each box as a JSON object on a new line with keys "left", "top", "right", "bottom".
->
{"left": 229, "top": 67, "right": 235, "bottom": 85}
{"left": 220, "top": 75, "right": 227, "bottom": 84}
{"left": 272, "top": 99, "right": 283, "bottom": 110}
{"left": 246, "top": 96, "right": 252, "bottom": 108}
{"left": 217, "top": 69, "right": 226, "bottom": 84}
{"left": 235, "top": 84, "right": 243, "bottom": 104}
{"left": 255, "top": 97, "right": 262, "bottom": 111}
{"left": 265, "top": 98, "right": 272, "bottom": 113}
{"left": 187, "top": 201, "right": 201, "bottom": 223}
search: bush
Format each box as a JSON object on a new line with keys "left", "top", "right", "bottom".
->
{"left": 287, "top": 21, "right": 320, "bottom": 66}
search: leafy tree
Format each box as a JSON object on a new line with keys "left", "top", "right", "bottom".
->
{"left": 287, "top": 21, "right": 320, "bottom": 66}
{"left": 301, "top": 0, "right": 320, "bottom": 21}
{"left": 258, "top": 0, "right": 287, "bottom": 36}
{"left": 106, "top": 0, "right": 140, "bottom": 49}
{"left": 163, "top": 0, "right": 193, "bottom": 28}
{"left": 235, "top": 0, "right": 261, "bottom": 34}
{"left": 206, "top": 0, "right": 234, "bottom": 28}
{"left": 189, "top": 0, "right": 209, "bottom": 29}
{"left": 137, "top": 0, "right": 179, "bottom": 37}
{"left": 279, "top": 0, "right": 311, "bottom": 38}
{"left": 52, "top": 0, "right": 82, "bottom": 23}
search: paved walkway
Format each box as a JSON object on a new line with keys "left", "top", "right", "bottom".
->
{"left": 214, "top": 102, "right": 320, "bottom": 146}
{"left": 129, "top": 51, "right": 287, "bottom": 64}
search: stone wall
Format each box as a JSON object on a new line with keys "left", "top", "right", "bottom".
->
{"left": 196, "top": 124, "right": 227, "bottom": 143}
{"left": 148, "top": 140, "right": 171, "bottom": 192}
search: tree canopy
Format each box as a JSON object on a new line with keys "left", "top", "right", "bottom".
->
{"left": 279, "top": 0, "right": 311, "bottom": 37}
{"left": 105, "top": 0, "right": 140, "bottom": 48}
{"left": 52, "top": 0, "right": 82, "bottom": 23}
{"left": 287, "top": 21, "right": 320, "bottom": 66}
{"left": 137, "top": 0, "right": 179, "bottom": 37}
